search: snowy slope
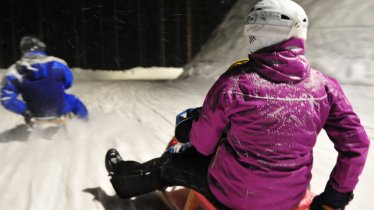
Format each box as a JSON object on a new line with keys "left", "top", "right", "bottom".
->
{"left": 0, "top": 78, "right": 210, "bottom": 210}
{"left": 185, "top": 0, "right": 374, "bottom": 85}
{"left": 1, "top": 0, "right": 373, "bottom": 210}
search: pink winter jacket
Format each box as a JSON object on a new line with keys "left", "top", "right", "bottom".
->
{"left": 189, "top": 38, "right": 370, "bottom": 210}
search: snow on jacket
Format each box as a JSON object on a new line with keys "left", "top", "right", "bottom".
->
{"left": 190, "top": 38, "right": 370, "bottom": 210}
{"left": 1, "top": 51, "right": 78, "bottom": 117}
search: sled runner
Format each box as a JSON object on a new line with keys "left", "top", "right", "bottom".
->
{"left": 28, "top": 113, "right": 72, "bottom": 128}
{"left": 22, "top": 113, "right": 74, "bottom": 139}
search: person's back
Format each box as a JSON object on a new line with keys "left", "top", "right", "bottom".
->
{"left": 1, "top": 36, "right": 88, "bottom": 121}
{"left": 13, "top": 52, "right": 70, "bottom": 117}
{"left": 189, "top": 1, "right": 370, "bottom": 209}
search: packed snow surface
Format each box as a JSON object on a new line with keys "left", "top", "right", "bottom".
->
{"left": 1, "top": 0, "right": 373, "bottom": 209}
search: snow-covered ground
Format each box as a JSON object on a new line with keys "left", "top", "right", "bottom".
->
{"left": 1, "top": 0, "right": 373, "bottom": 209}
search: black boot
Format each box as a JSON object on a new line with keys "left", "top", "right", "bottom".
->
{"left": 110, "top": 156, "right": 172, "bottom": 199}
{"left": 105, "top": 148, "right": 123, "bottom": 175}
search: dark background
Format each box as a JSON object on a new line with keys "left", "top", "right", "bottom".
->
{"left": 0, "top": 0, "right": 236, "bottom": 70}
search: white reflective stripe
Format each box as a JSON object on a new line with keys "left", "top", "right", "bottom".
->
{"left": 230, "top": 92, "right": 328, "bottom": 102}
{"left": 1, "top": 97, "right": 12, "bottom": 101}
{"left": 3, "top": 90, "right": 14, "bottom": 94}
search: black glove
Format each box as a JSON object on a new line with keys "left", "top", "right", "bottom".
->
{"left": 174, "top": 107, "right": 202, "bottom": 143}
{"left": 310, "top": 182, "right": 353, "bottom": 210}
{"left": 23, "top": 111, "right": 33, "bottom": 125}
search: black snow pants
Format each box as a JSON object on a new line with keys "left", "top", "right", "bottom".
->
{"left": 109, "top": 148, "right": 228, "bottom": 209}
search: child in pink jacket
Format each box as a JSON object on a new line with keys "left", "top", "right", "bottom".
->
{"left": 105, "top": 1, "right": 370, "bottom": 209}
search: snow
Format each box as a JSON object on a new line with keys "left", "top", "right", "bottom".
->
{"left": 0, "top": 0, "right": 373, "bottom": 209}
{"left": 72, "top": 67, "right": 183, "bottom": 81}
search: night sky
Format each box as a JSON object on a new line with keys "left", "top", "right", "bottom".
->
{"left": 0, "top": 0, "right": 236, "bottom": 69}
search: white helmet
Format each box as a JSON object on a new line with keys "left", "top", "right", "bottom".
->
{"left": 244, "top": 0, "right": 308, "bottom": 53}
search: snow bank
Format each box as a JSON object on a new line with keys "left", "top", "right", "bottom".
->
{"left": 72, "top": 67, "right": 183, "bottom": 81}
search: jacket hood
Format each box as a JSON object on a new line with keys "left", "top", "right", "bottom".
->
{"left": 16, "top": 51, "right": 48, "bottom": 80}
{"left": 248, "top": 38, "right": 310, "bottom": 83}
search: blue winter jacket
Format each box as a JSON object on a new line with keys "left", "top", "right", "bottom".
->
{"left": 1, "top": 51, "right": 76, "bottom": 117}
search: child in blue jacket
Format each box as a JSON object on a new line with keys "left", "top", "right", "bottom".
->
{"left": 1, "top": 36, "right": 88, "bottom": 123}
